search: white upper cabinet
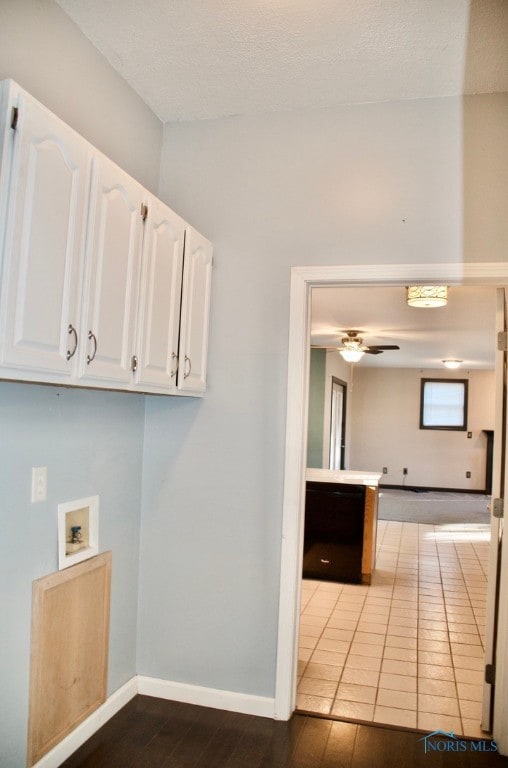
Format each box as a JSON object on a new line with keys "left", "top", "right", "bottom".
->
{"left": 78, "top": 153, "right": 145, "bottom": 387}
{"left": 178, "top": 227, "right": 213, "bottom": 394}
{"left": 0, "top": 80, "right": 212, "bottom": 396}
{"left": 0, "top": 84, "right": 90, "bottom": 378}
{"left": 134, "top": 196, "right": 185, "bottom": 392}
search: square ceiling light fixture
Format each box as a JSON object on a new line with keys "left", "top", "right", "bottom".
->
{"left": 406, "top": 285, "right": 448, "bottom": 308}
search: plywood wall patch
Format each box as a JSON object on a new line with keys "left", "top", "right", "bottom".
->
{"left": 27, "top": 551, "right": 111, "bottom": 766}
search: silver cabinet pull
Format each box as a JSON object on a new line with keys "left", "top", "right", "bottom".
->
{"left": 66, "top": 324, "right": 78, "bottom": 360}
{"left": 184, "top": 355, "right": 192, "bottom": 379}
{"left": 87, "top": 330, "right": 97, "bottom": 365}
{"left": 170, "top": 352, "right": 179, "bottom": 378}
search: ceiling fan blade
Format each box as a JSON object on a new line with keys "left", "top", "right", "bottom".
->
{"left": 369, "top": 344, "right": 400, "bottom": 351}
{"left": 364, "top": 344, "right": 400, "bottom": 355}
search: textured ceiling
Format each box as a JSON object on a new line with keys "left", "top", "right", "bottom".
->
{"left": 56, "top": 0, "right": 508, "bottom": 122}
{"left": 311, "top": 285, "right": 497, "bottom": 369}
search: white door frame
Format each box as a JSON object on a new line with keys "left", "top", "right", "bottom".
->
{"left": 274, "top": 262, "right": 508, "bottom": 754}
{"left": 482, "top": 288, "right": 505, "bottom": 730}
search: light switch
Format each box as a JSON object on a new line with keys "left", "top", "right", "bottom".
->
{"left": 31, "top": 467, "right": 47, "bottom": 503}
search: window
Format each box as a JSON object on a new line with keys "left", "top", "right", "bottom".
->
{"left": 420, "top": 378, "right": 468, "bottom": 431}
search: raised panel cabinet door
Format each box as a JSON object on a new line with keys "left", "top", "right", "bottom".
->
{"left": 0, "top": 88, "right": 90, "bottom": 376}
{"left": 178, "top": 227, "right": 213, "bottom": 394}
{"left": 79, "top": 154, "right": 145, "bottom": 387}
{"left": 134, "top": 197, "right": 185, "bottom": 392}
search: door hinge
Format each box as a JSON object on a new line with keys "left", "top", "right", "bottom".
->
{"left": 498, "top": 331, "right": 508, "bottom": 352}
{"left": 485, "top": 663, "right": 496, "bottom": 685}
{"left": 131, "top": 355, "right": 138, "bottom": 372}
{"left": 141, "top": 204, "right": 148, "bottom": 221}
{"left": 492, "top": 498, "right": 504, "bottom": 519}
{"left": 11, "top": 106, "right": 19, "bottom": 130}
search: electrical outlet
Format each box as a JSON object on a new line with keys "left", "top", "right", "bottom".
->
{"left": 466, "top": 471, "right": 471, "bottom": 479}
{"left": 31, "top": 466, "right": 47, "bottom": 503}
{"left": 403, "top": 468, "right": 408, "bottom": 475}
{"left": 382, "top": 467, "right": 388, "bottom": 474}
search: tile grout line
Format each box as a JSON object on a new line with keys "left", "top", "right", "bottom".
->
{"left": 298, "top": 519, "right": 488, "bottom": 734}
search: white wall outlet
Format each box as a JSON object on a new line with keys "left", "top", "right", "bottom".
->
{"left": 31, "top": 466, "right": 47, "bottom": 503}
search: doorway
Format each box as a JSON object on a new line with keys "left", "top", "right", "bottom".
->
{"left": 329, "top": 378, "right": 347, "bottom": 470}
{"left": 273, "top": 263, "right": 508, "bottom": 755}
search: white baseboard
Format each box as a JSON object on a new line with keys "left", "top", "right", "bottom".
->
{"left": 31, "top": 677, "right": 137, "bottom": 768}
{"left": 31, "top": 675, "right": 275, "bottom": 767}
{"left": 137, "top": 675, "right": 276, "bottom": 719}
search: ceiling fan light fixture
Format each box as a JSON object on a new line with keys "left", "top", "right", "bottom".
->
{"left": 406, "top": 285, "right": 448, "bottom": 308}
{"left": 443, "top": 359, "right": 462, "bottom": 369}
{"left": 339, "top": 348, "right": 364, "bottom": 363}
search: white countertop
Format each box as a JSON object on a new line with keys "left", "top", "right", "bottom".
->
{"left": 306, "top": 468, "right": 382, "bottom": 487}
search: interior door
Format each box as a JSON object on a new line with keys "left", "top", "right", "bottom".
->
{"left": 482, "top": 286, "right": 507, "bottom": 731}
{"left": 329, "top": 377, "right": 347, "bottom": 469}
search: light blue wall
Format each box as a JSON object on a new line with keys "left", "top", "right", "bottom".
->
{"left": 137, "top": 372, "right": 283, "bottom": 693}
{"left": 0, "top": 383, "right": 145, "bottom": 767}
{"left": 138, "top": 95, "right": 471, "bottom": 698}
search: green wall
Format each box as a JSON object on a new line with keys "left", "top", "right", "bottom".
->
{"left": 307, "top": 348, "right": 326, "bottom": 467}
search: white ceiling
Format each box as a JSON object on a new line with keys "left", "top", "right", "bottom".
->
{"left": 311, "top": 285, "right": 497, "bottom": 369}
{"left": 56, "top": 0, "right": 508, "bottom": 122}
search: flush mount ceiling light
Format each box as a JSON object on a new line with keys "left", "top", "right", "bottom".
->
{"left": 443, "top": 359, "right": 462, "bottom": 369}
{"left": 406, "top": 285, "right": 448, "bottom": 308}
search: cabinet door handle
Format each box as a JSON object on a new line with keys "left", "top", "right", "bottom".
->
{"left": 170, "top": 352, "right": 179, "bottom": 378}
{"left": 87, "top": 330, "right": 97, "bottom": 365}
{"left": 66, "top": 324, "right": 78, "bottom": 360}
{"left": 184, "top": 355, "right": 192, "bottom": 379}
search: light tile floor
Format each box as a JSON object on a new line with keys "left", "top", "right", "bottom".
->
{"left": 297, "top": 520, "right": 490, "bottom": 737}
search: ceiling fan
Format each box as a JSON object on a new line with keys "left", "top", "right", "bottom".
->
{"left": 339, "top": 330, "right": 400, "bottom": 361}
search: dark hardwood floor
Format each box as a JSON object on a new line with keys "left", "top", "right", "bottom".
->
{"left": 61, "top": 696, "right": 508, "bottom": 768}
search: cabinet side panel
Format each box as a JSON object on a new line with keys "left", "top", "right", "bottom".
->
{"left": 362, "top": 486, "right": 378, "bottom": 583}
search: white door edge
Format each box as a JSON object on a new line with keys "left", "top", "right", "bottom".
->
{"left": 481, "top": 288, "right": 505, "bottom": 731}
{"left": 274, "top": 262, "right": 508, "bottom": 750}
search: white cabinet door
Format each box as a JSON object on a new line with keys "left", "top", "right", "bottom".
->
{"left": 178, "top": 227, "right": 213, "bottom": 394}
{"left": 79, "top": 154, "right": 145, "bottom": 387}
{"left": 134, "top": 196, "right": 185, "bottom": 392}
{"left": 0, "top": 88, "right": 90, "bottom": 377}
